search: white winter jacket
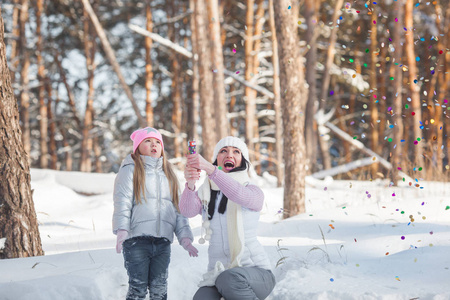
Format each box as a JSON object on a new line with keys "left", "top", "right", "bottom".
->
{"left": 112, "top": 155, "right": 193, "bottom": 243}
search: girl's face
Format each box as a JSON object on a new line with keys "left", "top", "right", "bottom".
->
{"left": 138, "top": 138, "right": 162, "bottom": 158}
{"left": 216, "top": 146, "right": 242, "bottom": 173}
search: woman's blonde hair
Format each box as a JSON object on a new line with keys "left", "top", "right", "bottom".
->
{"left": 131, "top": 149, "right": 180, "bottom": 211}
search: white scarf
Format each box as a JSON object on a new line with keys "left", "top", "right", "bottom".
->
{"left": 197, "top": 169, "right": 250, "bottom": 286}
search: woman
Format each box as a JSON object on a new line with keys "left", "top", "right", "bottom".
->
{"left": 180, "top": 136, "right": 275, "bottom": 300}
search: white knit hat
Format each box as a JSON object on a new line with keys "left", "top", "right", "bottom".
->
{"left": 212, "top": 136, "right": 249, "bottom": 162}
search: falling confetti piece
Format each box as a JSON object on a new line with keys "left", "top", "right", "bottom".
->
{"left": 392, "top": 193, "right": 396, "bottom": 196}
{"left": 330, "top": 278, "right": 334, "bottom": 282}
{"left": 401, "top": 236, "right": 405, "bottom": 240}
{"left": 395, "top": 276, "right": 400, "bottom": 281}
{"left": 445, "top": 206, "right": 450, "bottom": 210}
{"left": 324, "top": 187, "right": 327, "bottom": 191}
{"left": 430, "top": 231, "right": 433, "bottom": 235}
{"left": 356, "top": 263, "right": 360, "bottom": 267}
{"left": 330, "top": 90, "right": 334, "bottom": 95}
{"left": 232, "top": 49, "right": 236, "bottom": 53}
{"left": 329, "top": 224, "right": 335, "bottom": 229}
{"left": 385, "top": 252, "right": 389, "bottom": 255}
{"left": 288, "top": 5, "right": 291, "bottom": 9}
{"left": 236, "top": 71, "right": 240, "bottom": 74}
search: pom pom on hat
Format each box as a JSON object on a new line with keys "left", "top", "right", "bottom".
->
{"left": 212, "top": 136, "right": 249, "bottom": 162}
{"left": 130, "top": 127, "right": 164, "bottom": 153}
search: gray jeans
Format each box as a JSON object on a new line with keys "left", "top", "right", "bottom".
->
{"left": 193, "top": 267, "right": 276, "bottom": 300}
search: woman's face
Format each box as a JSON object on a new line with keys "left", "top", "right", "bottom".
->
{"left": 138, "top": 138, "right": 162, "bottom": 158}
{"left": 216, "top": 146, "right": 242, "bottom": 173}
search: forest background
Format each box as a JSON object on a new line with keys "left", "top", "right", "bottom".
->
{"left": 0, "top": 0, "right": 449, "bottom": 258}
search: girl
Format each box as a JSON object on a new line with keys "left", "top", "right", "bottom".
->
{"left": 113, "top": 127, "right": 198, "bottom": 300}
{"left": 180, "top": 136, "right": 276, "bottom": 300}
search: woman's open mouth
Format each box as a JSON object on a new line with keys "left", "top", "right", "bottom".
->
{"left": 223, "top": 160, "right": 235, "bottom": 171}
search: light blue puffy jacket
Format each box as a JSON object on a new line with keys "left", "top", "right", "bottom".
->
{"left": 112, "top": 154, "right": 193, "bottom": 244}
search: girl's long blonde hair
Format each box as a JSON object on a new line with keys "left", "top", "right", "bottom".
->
{"left": 131, "top": 149, "right": 180, "bottom": 211}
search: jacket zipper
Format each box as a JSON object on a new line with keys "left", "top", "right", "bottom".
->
{"left": 156, "top": 170, "right": 161, "bottom": 236}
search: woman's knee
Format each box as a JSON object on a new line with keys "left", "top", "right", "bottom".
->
{"left": 193, "top": 286, "right": 222, "bottom": 300}
{"left": 215, "top": 269, "right": 247, "bottom": 294}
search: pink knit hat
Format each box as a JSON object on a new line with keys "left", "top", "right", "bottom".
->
{"left": 130, "top": 127, "right": 164, "bottom": 154}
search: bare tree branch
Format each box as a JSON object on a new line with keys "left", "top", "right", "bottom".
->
{"left": 129, "top": 24, "right": 275, "bottom": 99}
{"left": 80, "top": 0, "right": 146, "bottom": 127}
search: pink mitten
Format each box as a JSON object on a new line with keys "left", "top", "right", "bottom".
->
{"left": 116, "top": 230, "right": 128, "bottom": 253}
{"left": 181, "top": 237, "right": 198, "bottom": 257}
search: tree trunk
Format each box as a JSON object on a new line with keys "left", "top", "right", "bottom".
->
{"left": 80, "top": 4, "right": 96, "bottom": 172}
{"left": 36, "top": 0, "right": 48, "bottom": 169}
{"left": 405, "top": 0, "right": 424, "bottom": 168}
{"left": 207, "top": 0, "right": 228, "bottom": 139}
{"left": 369, "top": 2, "right": 380, "bottom": 177}
{"left": 274, "top": 0, "right": 307, "bottom": 218}
{"left": 189, "top": 0, "right": 200, "bottom": 143}
{"left": 228, "top": 60, "right": 238, "bottom": 136}
{"left": 195, "top": 0, "right": 216, "bottom": 160}
{"left": 9, "top": 0, "right": 20, "bottom": 84}
{"left": 304, "top": 0, "right": 318, "bottom": 173}
{"left": 168, "top": 0, "right": 182, "bottom": 159}
{"left": 55, "top": 96, "right": 73, "bottom": 171}
{"left": 145, "top": 0, "right": 154, "bottom": 127}
{"left": 0, "top": 10, "right": 44, "bottom": 259}
{"left": 390, "top": 0, "right": 404, "bottom": 185}
{"left": 446, "top": 4, "right": 450, "bottom": 169}
{"left": 251, "top": 0, "right": 264, "bottom": 174}
{"left": 244, "top": 0, "right": 255, "bottom": 160}
{"left": 46, "top": 78, "right": 57, "bottom": 170}
{"left": 433, "top": 0, "right": 448, "bottom": 175}
{"left": 19, "top": 0, "right": 30, "bottom": 157}
{"left": 93, "top": 136, "right": 102, "bottom": 173}
{"left": 268, "top": 0, "right": 283, "bottom": 187}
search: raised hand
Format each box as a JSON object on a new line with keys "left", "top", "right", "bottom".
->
{"left": 186, "top": 153, "right": 215, "bottom": 175}
{"left": 184, "top": 166, "right": 200, "bottom": 190}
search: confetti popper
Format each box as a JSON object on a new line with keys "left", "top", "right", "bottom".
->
{"left": 188, "top": 140, "right": 196, "bottom": 154}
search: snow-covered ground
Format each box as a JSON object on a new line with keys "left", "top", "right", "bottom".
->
{"left": 0, "top": 168, "right": 449, "bottom": 300}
